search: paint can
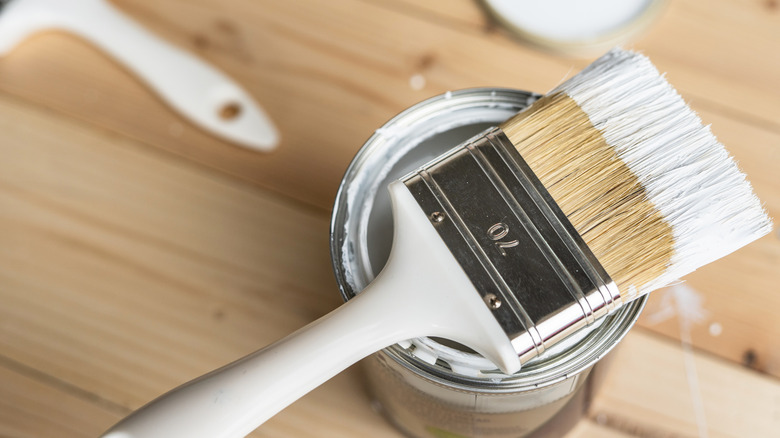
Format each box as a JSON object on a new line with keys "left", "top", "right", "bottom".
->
{"left": 330, "top": 88, "right": 646, "bottom": 438}
{"left": 481, "top": 0, "right": 667, "bottom": 57}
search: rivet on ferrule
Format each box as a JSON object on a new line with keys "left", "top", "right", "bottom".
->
{"left": 484, "top": 294, "right": 502, "bottom": 310}
{"left": 429, "top": 211, "right": 446, "bottom": 224}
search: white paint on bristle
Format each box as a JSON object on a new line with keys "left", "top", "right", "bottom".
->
{"left": 554, "top": 48, "right": 773, "bottom": 296}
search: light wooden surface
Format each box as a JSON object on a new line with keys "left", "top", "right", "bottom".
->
{"left": 1, "top": 0, "right": 778, "bottom": 437}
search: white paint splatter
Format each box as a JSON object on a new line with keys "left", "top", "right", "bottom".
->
{"left": 644, "top": 283, "right": 709, "bottom": 326}
{"left": 411, "top": 343, "right": 438, "bottom": 365}
{"left": 708, "top": 322, "right": 722, "bottom": 337}
{"left": 374, "top": 127, "right": 398, "bottom": 140}
{"left": 651, "top": 284, "right": 711, "bottom": 438}
{"left": 644, "top": 284, "right": 710, "bottom": 437}
{"left": 397, "top": 339, "right": 412, "bottom": 349}
{"left": 488, "top": 90, "right": 498, "bottom": 108}
{"left": 409, "top": 74, "right": 426, "bottom": 91}
{"left": 680, "top": 320, "right": 710, "bottom": 438}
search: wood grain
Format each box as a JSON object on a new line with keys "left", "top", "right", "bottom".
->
{"left": 591, "top": 331, "right": 780, "bottom": 438}
{"left": 381, "top": 0, "right": 780, "bottom": 130}
{"left": 0, "top": 359, "right": 123, "bottom": 438}
{"left": 0, "top": 91, "right": 396, "bottom": 437}
{"left": 0, "top": 0, "right": 778, "bottom": 437}
{"left": 0, "top": 0, "right": 620, "bottom": 209}
{"left": 567, "top": 420, "right": 635, "bottom": 438}
{"left": 2, "top": 0, "right": 777, "bottom": 206}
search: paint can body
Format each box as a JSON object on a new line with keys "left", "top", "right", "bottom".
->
{"left": 330, "top": 89, "right": 645, "bottom": 438}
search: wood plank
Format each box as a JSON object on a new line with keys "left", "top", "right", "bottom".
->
{"left": 590, "top": 329, "right": 780, "bottom": 438}
{"left": 0, "top": 93, "right": 398, "bottom": 437}
{"left": 0, "top": 0, "right": 617, "bottom": 210}
{"left": 0, "top": 358, "right": 124, "bottom": 438}
{"left": 373, "top": 0, "right": 490, "bottom": 30}
{"left": 565, "top": 420, "right": 633, "bottom": 438}
{"left": 638, "top": 0, "right": 780, "bottom": 129}
{"left": 381, "top": 0, "right": 780, "bottom": 130}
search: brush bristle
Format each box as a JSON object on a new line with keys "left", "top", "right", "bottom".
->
{"left": 501, "top": 48, "right": 772, "bottom": 301}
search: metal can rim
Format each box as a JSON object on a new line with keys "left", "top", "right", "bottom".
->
{"left": 329, "top": 87, "right": 646, "bottom": 393}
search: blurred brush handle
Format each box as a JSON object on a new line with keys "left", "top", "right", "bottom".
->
{"left": 0, "top": 0, "right": 278, "bottom": 150}
{"left": 100, "top": 182, "right": 519, "bottom": 438}
{"left": 102, "top": 283, "right": 418, "bottom": 438}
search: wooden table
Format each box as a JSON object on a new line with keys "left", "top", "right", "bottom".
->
{"left": 1, "top": 1, "right": 778, "bottom": 437}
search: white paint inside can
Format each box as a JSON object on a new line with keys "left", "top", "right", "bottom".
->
{"left": 483, "top": 0, "right": 665, "bottom": 56}
{"left": 486, "top": 0, "right": 658, "bottom": 41}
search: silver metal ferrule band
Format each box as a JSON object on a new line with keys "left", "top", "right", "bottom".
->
{"left": 402, "top": 126, "right": 623, "bottom": 365}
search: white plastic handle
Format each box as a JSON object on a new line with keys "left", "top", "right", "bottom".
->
{"left": 101, "top": 182, "right": 520, "bottom": 438}
{"left": 0, "top": 0, "right": 278, "bottom": 151}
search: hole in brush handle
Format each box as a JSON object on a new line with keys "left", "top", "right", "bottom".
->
{"left": 218, "top": 102, "right": 242, "bottom": 120}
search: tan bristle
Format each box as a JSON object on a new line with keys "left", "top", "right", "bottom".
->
{"left": 500, "top": 49, "right": 771, "bottom": 301}
{"left": 501, "top": 93, "right": 674, "bottom": 298}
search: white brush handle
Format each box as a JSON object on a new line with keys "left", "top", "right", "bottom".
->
{"left": 0, "top": 0, "right": 278, "bottom": 150}
{"left": 101, "top": 182, "right": 519, "bottom": 438}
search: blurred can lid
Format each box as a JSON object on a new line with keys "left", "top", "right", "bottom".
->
{"left": 482, "top": 0, "right": 666, "bottom": 56}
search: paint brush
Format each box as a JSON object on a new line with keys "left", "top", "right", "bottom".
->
{"left": 0, "top": 0, "right": 278, "bottom": 150}
{"left": 102, "top": 49, "right": 772, "bottom": 438}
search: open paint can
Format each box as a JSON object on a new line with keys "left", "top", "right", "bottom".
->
{"left": 481, "top": 0, "right": 666, "bottom": 57}
{"left": 330, "top": 88, "right": 646, "bottom": 438}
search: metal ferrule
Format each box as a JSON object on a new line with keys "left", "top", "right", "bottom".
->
{"left": 402, "top": 127, "right": 623, "bottom": 365}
